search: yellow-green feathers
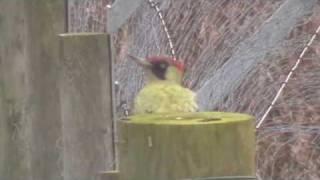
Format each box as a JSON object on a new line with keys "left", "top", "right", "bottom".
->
{"left": 134, "top": 81, "right": 198, "bottom": 114}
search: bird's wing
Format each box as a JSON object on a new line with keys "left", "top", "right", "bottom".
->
{"left": 162, "top": 84, "right": 198, "bottom": 112}
{"left": 134, "top": 83, "right": 166, "bottom": 114}
{"left": 134, "top": 83, "right": 198, "bottom": 114}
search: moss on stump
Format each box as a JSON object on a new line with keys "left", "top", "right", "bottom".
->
{"left": 117, "top": 112, "right": 255, "bottom": 180}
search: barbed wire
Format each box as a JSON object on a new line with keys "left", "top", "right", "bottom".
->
{"left": 256, "top": 24, "right": 320, "bottom": 129}
{"left": 146, "top": 0, "right": 177, "bottom": 61}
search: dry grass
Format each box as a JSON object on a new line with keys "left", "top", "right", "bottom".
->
{"left": 68, "top": 0, "right": 320, "bottom": 179}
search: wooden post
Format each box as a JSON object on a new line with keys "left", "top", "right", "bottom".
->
{"left": 25, "top": 1, "right": 66, "bottom": 180}
{"left": 0, "top": 0, "right": 65, "bottom": 180}
{"left": 117, "top": 112, "right": 255, "bottom": 180}
{"left": 0, "top": 1, "right": 31, "bottom": 179}
{"left": 59, "top": 33, "right": 114, "bottom": 180}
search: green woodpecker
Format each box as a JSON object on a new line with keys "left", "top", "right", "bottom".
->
{"left": 129, "top": 55, "right": 198, "bottom": 114}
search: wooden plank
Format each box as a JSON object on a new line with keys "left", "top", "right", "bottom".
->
{"left": 59, "top": 33, "right": 114, "bottom": 180}
{"left": 107, "top": 0, "right": 144, "bottom": 33}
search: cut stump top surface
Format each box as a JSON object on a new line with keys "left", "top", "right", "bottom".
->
{"left": 123, "top": 112, "right": 254, "bottom": 125}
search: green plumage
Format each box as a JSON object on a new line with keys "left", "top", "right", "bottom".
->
{"left": 134, "top": 81, "right": 198, "bottom": 114}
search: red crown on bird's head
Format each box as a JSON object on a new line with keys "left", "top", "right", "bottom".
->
{"left": 146, "top": 56, "right": 185, "bottom": 73}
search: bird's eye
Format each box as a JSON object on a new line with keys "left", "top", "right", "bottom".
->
{"left": 160, "top": 63, "right": 167, "bottom": 69}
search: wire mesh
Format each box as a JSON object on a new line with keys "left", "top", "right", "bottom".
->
{"left": 68, "top": 0, "right": 320, "bottom": 179}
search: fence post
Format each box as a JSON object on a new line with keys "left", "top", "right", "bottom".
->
{"left": 0, "top": 0, "right": 66, "bottom": 180}
{"left": 24, "top": 1, "right": 66, "bottom": 180}
{"left": 59, "top": 33, "right": 115, "bottom": 180}
{"left": 0, "top": 1, "right": 31, "bottom": 179}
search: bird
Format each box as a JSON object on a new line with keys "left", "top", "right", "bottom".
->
{"left": 128, "top": 55, "right": 198, "bottom": 114}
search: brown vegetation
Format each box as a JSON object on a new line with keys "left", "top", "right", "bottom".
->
{"left": 69, "top": 0, "right": 320, "bottom": 179}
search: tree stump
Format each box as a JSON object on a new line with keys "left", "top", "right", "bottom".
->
{"left": 117, "top": 112, "right": 255, "bottom": 180}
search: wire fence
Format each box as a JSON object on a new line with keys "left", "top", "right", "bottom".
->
{"left": 68, "top": 0, "right": 320, "bottom": 179}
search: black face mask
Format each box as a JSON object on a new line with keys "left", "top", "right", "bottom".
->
{"left": 151, "top": 61, "right": 169, "bottom": 80}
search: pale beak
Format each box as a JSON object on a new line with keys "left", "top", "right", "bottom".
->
{"left": 127, "top": 54, "right": 152, "bottom": 68}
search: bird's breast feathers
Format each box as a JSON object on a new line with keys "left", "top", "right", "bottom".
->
{"left": 134, "top": 82, "right": 198, "bottom": 114}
